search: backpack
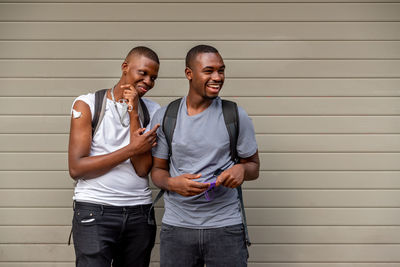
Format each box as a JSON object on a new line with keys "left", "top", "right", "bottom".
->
{"left": 91, "top": 89, "right": 150, "bottom": 136}
{"left": 149, "top": 98, "right": 251, "bottom": 247}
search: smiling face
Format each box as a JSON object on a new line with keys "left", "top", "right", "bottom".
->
{"left": 186, "top": 52, "right": 225, "bottom": 100}
{"left": 122, "top": 54, "right": 159, "bottom": 97}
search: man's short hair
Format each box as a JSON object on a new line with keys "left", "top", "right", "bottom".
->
{"left": 126, "top": 46, "right": 160, "bottom": 64}
{"left": 185, "top": 45, "right": 219, "bottom": 68}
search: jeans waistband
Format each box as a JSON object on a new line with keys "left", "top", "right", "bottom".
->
{"left": 74, "top": 201, "right": 151, "bottom": 214}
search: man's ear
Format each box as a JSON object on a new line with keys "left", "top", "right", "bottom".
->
{"left": 121, "top": 61, "right": 128, "bottom": 75}
{"left": 185, "top": 67, "right": 192, "bottom": 81}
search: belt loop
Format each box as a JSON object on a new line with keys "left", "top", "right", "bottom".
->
{"left": 100, "top": 205, "right": 104, "bottom": 216}
{"left": 72, "top": 200, "right": 76, "bottom": 211}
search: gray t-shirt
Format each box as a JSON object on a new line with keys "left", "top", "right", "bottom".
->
{"left": 151, "top": 96, "right": 258, "bottom": 228}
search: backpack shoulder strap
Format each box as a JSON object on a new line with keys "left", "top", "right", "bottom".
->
{"left": 162, "top": 98, "right": 183, "bottom": 158}
{"left": 138, "top": 98, "right": 150, "bottom": 128}
{"left": 92, "top": 89, "right": 108, "bottom": 136}
{"left": 221, "top": 99, "right": 251, "bottom": 246}
{"left": 221, "top": 99, "right": 239, "bottom": 163}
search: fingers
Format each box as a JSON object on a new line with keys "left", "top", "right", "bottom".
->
{"left": 134, "top": 128, "right": 146, "bottom": 136}
{"left": 120, "top": 84, "right": 134, "bottom": 90}
{"left": 216, "top": 172, "right": 241, "bottom": 188}
{"left": 186, "top": 173, "right": 201, "bottom": 180}
{"left": 147, "top": 124, "right": 160, "bottom": 135}
{"left": 215, "top": 172, "right": 228, "bottom": 187}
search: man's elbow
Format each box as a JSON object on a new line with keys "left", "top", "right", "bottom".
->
{"left": 68, "top": 164, "right": 81, "bottom": 180}
{"left": 136, "top": 169, "right": 149, "bottom": 177}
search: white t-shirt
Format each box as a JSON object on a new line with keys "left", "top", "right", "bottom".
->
{"left": 71, "top": 92, "right": 160, "bottom": 206}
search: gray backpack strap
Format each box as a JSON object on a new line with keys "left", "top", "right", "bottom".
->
{"left": 222, "top": 100, "right": 251, "bottom": 247}
{"left": 162, "top": 98, "right": 183, "bottom": 158}
{"left": 221, "top": 100, "right": 239, "bottom": 163}
{"left": 138, "top": 98, "right": 150, "bottom": 128}
{"left": 92, "top": 89, "right": 108, "bottom": 136}
{"left": 148, "top": 98, "right": 182, "bottom": 225}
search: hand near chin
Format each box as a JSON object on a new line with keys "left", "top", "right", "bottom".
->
{"left": 121, "top": 84, "right": 139, "bottom": 111}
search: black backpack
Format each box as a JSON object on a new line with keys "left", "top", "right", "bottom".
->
{"left": 91, "top": 89, "right": 150, "bottom": 136}
{"left": 149, "top": 98, "right": 251, "bottom": 246}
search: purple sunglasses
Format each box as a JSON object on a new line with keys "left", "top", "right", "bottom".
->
{"left": 204, "top": 169, "right": 223, "bottom": 201}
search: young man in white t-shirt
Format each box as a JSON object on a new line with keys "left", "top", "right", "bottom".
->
{"left": 68, "top": 46, "right": 161, "bottom": 267}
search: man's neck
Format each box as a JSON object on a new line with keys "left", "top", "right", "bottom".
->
{"left": 186, "top": 91, "right": 214, "bottom": 116}
{"left": 108, "top": 80, "right": 124, "bottom": 101}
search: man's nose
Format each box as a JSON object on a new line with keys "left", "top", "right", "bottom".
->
{"left": 211, "top": 71, "right": 222, "bottom": 81}
{"left": 143, "top": 76, "right": 151, "bottom": 85}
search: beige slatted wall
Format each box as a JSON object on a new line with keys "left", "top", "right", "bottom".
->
{"left": 0, "top": 1, "right": 400, "bottom": 266}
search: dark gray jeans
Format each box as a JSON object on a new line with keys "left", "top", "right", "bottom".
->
{"left": 160, "top": 223, "right": 248, "bottom": 267}
{"left": 72, "top": 201, "right": 156, "bottom": 267}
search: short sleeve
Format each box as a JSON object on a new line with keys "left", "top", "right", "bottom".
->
{"left": 237, "top": 106, "right": 258, "bottom": 158}
{"left": 71, "top": 93, "right": 95, "bottom": 120}
{"left": 150, "top": 106, "right": 170, "bottom": 160}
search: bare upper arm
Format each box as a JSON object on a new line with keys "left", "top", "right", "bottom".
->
{"left": 68, "top": 100, "right": 93, "bottom": 162}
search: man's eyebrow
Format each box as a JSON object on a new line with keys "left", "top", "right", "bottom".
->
{"left": 202, "top": 65, "right": 225, "bottom": 70}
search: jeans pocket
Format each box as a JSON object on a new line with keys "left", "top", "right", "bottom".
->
{"left": 222, "top": 224, "right": 244, "bottom": 235}
{"left": 72, "top": 209, "right": 101, "bottom": 256}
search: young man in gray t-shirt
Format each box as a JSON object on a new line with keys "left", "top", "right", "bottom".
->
{"left": 151, "top": 45, "right": 260, "bottom": 267}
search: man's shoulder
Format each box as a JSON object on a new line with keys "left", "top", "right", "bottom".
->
{"left": 141, "top": 97, "right": 161, "bottom": 113}
{"left": 73, "top": 92, "right": 95, "bottom": 105}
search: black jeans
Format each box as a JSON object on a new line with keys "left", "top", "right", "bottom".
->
{"left": 160, "top": 223, "right": 248, "bottom": 267}
{"left": 72, "top": 201, "right": 156, "bottom": 267}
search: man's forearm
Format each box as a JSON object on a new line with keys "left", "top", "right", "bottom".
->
{"left": 151, "top": 167, "right": 171, "bottom": 191}
{"left": 128, "top": 111, "right": 151, "bottom": 175}
{"left": 241, "top": 161, "right": 260, "bottom": 181}
{"left": 69, "top": 145, "right": 135, "bottom": 180}
{"left": 130, "top": 151, "right": 152, "bottom": 177}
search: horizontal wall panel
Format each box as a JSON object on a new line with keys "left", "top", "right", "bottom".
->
{"left": 249, "top": 244, "right": 400, "bottom": 261}
{"left": 250, "top": 265, "right": 400, "bottom": 267}
{"left": 2, "top": 97, "right": 400, "bottom": 116}
{"left": 1, "top": 22, "right": 400, "bottom": 41}
{"left": 2, "top": 171, "right": 400, "bottom": 190}
{"left": 3, "top": 225, "right": 400, "bottom": 244}
{"left": 248, "top": 171, "right": 400, "bottom": 189}
{"left": 260, "top": 153, "right": 400, "bottom": 171}
{"left": 1, "top": 41, "right": 400, "bottom": 60}
{"left": 252, "top": 116, "right": 400, "bottom": 134}
{"left": 1, "top": 208, "right": 400, "bottom": 226}
{"left": 0, "top": 264, "right": 74, "bottom": 267}
{"left": 257, "top": 134, "right": 400, "bottom": 152}
{"left": 2, "top": 78, "right": 400, "bottom": 97}
{"left": 2, "top": 134, "right": 400, "bottom": 152}
{"left": 0, "top": 134, "right": 68, "bottom": 152}
{"left": 0, "top": 116, "right": 70, "bottom": 134}
{"left": 2, "top": 189, "right": 400, "bottom": 208}
{"left": 0, "top": 226, "right": 72, "bottom": 244}
{"left": 1, "top": 153, "right": 399, "bottom": 171}
{"left": 250, "top": 226, "right": 400, "bottom": 244}
{"left": 1, "top": 3, "right": 400, "bottom": 22}
{"left": 0, "top": 171, "right": 73, "bottom": 189}
{"left": 2, "top": 115, "right": 399, "bottom": 134}
{"left": 2, "top": 60, "right": 400, "bottom": 78}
